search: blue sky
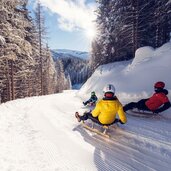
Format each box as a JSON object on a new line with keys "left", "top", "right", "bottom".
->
{"left": 28, "top": 0, "right": 96, "bottom": 52}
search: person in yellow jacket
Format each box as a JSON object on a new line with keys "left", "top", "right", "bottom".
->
{"left": 75, "top": 84, "right": 127, "bottom": 125}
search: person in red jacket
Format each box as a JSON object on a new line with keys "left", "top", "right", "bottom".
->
{"left": 123, "top": 81, "right": 171, "bottom": 114}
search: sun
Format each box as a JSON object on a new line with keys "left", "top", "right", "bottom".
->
{"left": 85, "top": 27, "right": 97, "bottom": 41}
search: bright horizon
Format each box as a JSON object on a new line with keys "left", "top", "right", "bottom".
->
{"left": 28, "top": 0, "right": 97, "bottom": 52}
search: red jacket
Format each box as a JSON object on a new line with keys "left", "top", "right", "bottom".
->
{"left": 145, "top": 92, "right": 169, "bottom": 111}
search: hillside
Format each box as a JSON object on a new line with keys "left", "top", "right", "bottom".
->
{"left": 51, "top": 49, "right": 89, "bottom": 60}
{"left": 78, "top": 42, "right": 171, "bottom": 102}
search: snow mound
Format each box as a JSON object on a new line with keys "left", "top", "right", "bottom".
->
{"left": 131, "top": 46, "right": 154, "bottom": 67}
{"left": 78, "top": 42, "right": 171, "bottom": 102}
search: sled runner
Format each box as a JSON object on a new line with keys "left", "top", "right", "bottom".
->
{"left": 82, "top": 121, "right": 110, "bottom": 138}
{"left": 126, "top": 109, "right": 158, "bottom": 118}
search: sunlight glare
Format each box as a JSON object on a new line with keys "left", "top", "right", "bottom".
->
{"left": 85, "top": 27, "right": 96, "bottom": 41}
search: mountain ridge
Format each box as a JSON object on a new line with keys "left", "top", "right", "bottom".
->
{"left": 51, "top": 49, "right": 89, "bottom": 60}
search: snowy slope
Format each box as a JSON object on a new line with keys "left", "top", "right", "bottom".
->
{"left": 0, "top": 91, "right": 171, "bottom": 171}
{"left": 51, "top": 49, "right": 89, "bottom": 60}
{"left": 1, "top": 42, "right": 171, "bottom": 170}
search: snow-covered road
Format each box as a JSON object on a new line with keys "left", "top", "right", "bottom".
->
{"left": 0, "top": 90, "right": 171, "bottom": 171}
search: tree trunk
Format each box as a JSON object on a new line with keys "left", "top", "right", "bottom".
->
{"left": 132, "top": 0, "right": 139, "bottom": 55}
{"left": 38, "top": 2, "right": 43, "bottom": 95}
{"left": 6, "top": 59, "right": 11, "bottom": 101}
{"left": 10, "top": 60, "right": 15, "bottom": 100}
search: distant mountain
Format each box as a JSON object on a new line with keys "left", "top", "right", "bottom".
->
{"left": 51, "top": 49, "right": 89, "bottom": 60}
{"left": 51, "top": 49, "right": 92, "bottom": 89}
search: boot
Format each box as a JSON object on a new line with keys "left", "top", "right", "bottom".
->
{"left": 75, "top": 112, "right": 81, "bottom": 122}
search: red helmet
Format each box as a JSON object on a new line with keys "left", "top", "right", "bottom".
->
{"left": 154, "top": 81, "right": 165, "bottom": 89}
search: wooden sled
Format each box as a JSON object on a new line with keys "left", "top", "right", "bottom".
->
{"left": 126, "top": 109, "right": 158, "bottom": 118}
{"left": 82, "top": 121, "right": 110, "bottom": 138}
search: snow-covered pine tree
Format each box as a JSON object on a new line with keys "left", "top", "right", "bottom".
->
{"left": 91, "top": 0, "right": 171, "bottom": 70}
{"left": 91, "top": 0, "right": 132, "bottom": 69}
{"left": 0, "top": 0, "right": 34, "bottom": 102}
{"left": 90, "top": 40, "right": 101, "bottom": 70}
{"left": 153, "top": 0, "right": 171, "bottom": 47}
{"left": 42, "top": 44, "right": 57, "bottom": 95}
{"left": 25, "top": 24, "right": 41, "bottom": 97}
{"left": 55, "top": 59, "right": 67, "bottom": 92}
{"left": 109, "top": 0, "right": 132, "bottom": 60}
{"left": 0, "top": 0, "right": 17, "bottom": 101}
{"left": 65, "top": 74, "right": 72, "bottom": 90}
{"left": 127, "top": 0, "right": 171, "bottom": 50}
{"left": 91, "top": 0, "right": 110, "bottom": 69}
{"left": 34, "top": 0, "right": 46, "bottom": 95}
{"left": 0, "top": 34, "right": 6, "bottom": 102}
{"left": 14, "top": 0, "right": 36, "bottom": 99}
{"left": 34, "top": 1, "right": 58, "bottom": 95}
{"left": 0, "top": 0, "right": 57, "bottom": 102}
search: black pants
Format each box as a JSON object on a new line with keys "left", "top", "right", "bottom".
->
{"left": 80, "top": 112, "right": 101, "bottom": 124}
{"left": 80, "top": 112, "right": 119, "bottom": 126}
{"left": 84, "top": 99, "right": 94, "bottom": 106}
{"left": 123, "top": 99, "right": 150, "bottom": 112}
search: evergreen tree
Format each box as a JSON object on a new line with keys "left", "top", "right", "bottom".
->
{"left": 34, "top": 0, "right": 46, "bottom": 95}
{"left": 55, "top": 59, "right": 66, "bottom": 92}
{"left": 94, "top": 0, "right": 110, "bottom": 67}
{"left": 0, "top": 0, "right": 57, "bottom": 102}
{"left": 91, "top": 0, "right": 171, "bottom": 70}
{"left": 0, "top": 0, "right": 34, "bottom": 101}
{"left": 43, "top": 45, "right": 57, "bottom": 94}
{"left": 153, "top": 0, "right": 171, "bottom": 47}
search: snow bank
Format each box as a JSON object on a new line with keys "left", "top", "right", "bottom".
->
{"left": 131, "top": 46, "right": 154, "bottom": 67}
{"left": 78, "top": 42, "right": 171, "bottom": 103}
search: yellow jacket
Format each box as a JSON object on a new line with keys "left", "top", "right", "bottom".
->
{"left": 92, "top": 98, "right": 127, "bottom": 125}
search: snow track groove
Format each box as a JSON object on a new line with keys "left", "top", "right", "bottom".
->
{"left": 113, "top": 127, "right": 171, "bottom": 152}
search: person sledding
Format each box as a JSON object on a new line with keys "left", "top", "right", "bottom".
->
{"left": 123, "top": 81, "right": 171, "bottom": 114}
{"left": 83, "top": 91, "right": 98, "bottom": 106}
{"left": 76, "top": 84, "right": 127, "bottom": 126}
